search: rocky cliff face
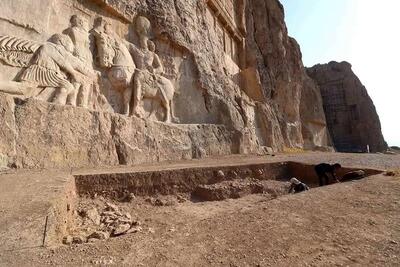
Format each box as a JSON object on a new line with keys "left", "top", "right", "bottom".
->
{"left": 0, "top": 0, "right": 331, "bottom": 169}
{"left": 307, "top": 61, "right": 387, "bottom": 152}
{"left": 101, "top": 0, "right": 330, "bottom": 151}
{"left": 244, "top": 0, "right": 330, "bottom": 150}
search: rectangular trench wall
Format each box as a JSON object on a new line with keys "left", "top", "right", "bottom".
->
{"left": 74, "top": 161, "right": 384, "bottom": 200}
{"left": 45, "top": 176, "right": 79, "bottom": 246}
{"left": 75, "top": 162, "right": 292, "bottom": 198}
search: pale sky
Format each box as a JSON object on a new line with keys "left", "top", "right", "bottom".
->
{"left": 280, "top": 0, "right": 400, "bottom": 146}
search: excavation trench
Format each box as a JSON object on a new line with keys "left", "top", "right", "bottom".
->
{"left": 51, "top": 161, "right": 382, "bottom": 245}
{"left": 74, "top": 161, "right": 383, "bottom": 201}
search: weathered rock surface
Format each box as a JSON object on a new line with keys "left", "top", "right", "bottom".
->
{"left": 307, "top": 61, "right": 387, "bottom": 152}
{"left": 0, "top": 0, "right": 332, "bottom": 169}
{"left": 0, "top": 94, "right": 237, "bottom": 168}
{"left": 88, "top": 231, "right": 110, "bottom": 240}
{"left": 244, "top": 0, "right": 330, "bottom": 150}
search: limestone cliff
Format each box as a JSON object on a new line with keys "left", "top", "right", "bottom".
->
{"left": 307, "top": 61, "right": 387, "bottom": 152}
{"left": 80, "top": 0, "right": 330, "bottom": 152}
{"left": 0, "top": 0, "right": 331, "bottom": 169}
{"left": 244, "top": 0, "right": 330, "bottom": 150}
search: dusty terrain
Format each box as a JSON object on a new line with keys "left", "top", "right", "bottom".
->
{"left": 0, "top": 152, "right": 399, "bottom": 266}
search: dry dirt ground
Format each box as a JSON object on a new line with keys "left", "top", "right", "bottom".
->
{"left": 0, "top": 152, "right": 399, "bottom": 266}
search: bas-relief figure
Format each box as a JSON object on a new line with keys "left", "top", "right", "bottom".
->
{"left": 63, "top": 15, "right": 98, "bottom": 108}
{"left": 20, "top": 34, "right": 95, "bottom": 106}
{"left": 0, "top": 14, "right": 178, "bottom": 123}
{"left": 93, "top": 16, "right": 178, "bottom": 122}
{"left": 129, "top": 17, "right": 178, "bottom": 123}
{"left": 64, "top": 15, "right": 93, "bottom": 65}
{"left": 0, "top": 33, "right": 96, "bottom": 107}
{"left": 92, "top": 17, "right": 136, "bottom": 116}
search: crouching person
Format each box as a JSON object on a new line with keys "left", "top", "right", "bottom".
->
{"left": 289, "top": 178, "right": 310, "bottom": 194}
{"left": 314, "top": 163, "right": 342, "bottom": 186}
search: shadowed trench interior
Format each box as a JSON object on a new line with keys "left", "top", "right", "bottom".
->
{"left": 74, "top": 162, "right": 382, "bottom": 201}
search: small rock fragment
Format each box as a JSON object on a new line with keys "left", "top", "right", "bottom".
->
{"left": 88, "top": 231, "right": 110, "bottom": 240}
{"left": 101, "top": 211, "right": 118, "bottom": 219}
{"left": 127, "top": 193, "right": 136, "bottom": 202}
{"left": 124, "top": 212, "right": 132, "bottom": 220}
{"left": 105, "top": 202, "right": 119, "bottom": 212}
{"left": 132, "top": 220, "right": 141, "bottom": 226}
{"left": 118, "top": 217, "right": 133, "bottom": 224}
{"left": 113, "top": 224, "right": 131, "bottom": 236}
{"left": 127, "top": 226, "right": 143, "bottom": 234}
{"left": 86, "top": 208, "right": 101, "bottom": 225}
{"left": 255, "top": 169, "right": 263, "bottom": 176}
{"left": 216, "top": 170, "right": 225, "bottom": 179}
{"left": 228, "top": 171, "right": 238, "bottom": 180}
{"left": 62, "top": 235, "right": 73, "bottom": 245}
{"left": 177, "top": 195, "right": 186, "bottom": 203}
{"left": 72, "top": 235, "right": 87, "bottom": 244}
{"left": 154, "top": 198, "right": 167, "bottom": 206}
{"left": 145, "top": 197, "right": 156, "bottom": 205}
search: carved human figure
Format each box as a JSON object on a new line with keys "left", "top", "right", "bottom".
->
{"left": 64, "top": 15, "right": 92, "bottom": 64}
{"left": 63, "top": 15, "right": 94, "bottom": 108}
{"left": 92, "top": 17, "right": 114, "bottom": 68}
{"left": 93, "top": 18, "right": 136, "bottom": 115}
{"left": 0, "top": 33, "right": 95, "bottom": 106}
{"left": 135, "top": 16, "right": 151, "bottom": 52}
{"left": 18, "top": 34, "right": 95, "bottom": 105}
{"left": 127, "top": 17, "right": 178, "bottom": 122}
{"left": 129, "top": 40, "right": 166, "bottom": 117}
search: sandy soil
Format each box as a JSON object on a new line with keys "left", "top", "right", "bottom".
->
{"left": 0, "top": 152, "right": 399, "bottom": 266}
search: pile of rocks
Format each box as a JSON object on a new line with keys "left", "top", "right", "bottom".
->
{"left": 63, "top": 203, "right": 142, "bottom": 245}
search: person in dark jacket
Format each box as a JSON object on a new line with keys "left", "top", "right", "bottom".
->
{"left": 314, "top": 163, "right": 342, "bottom": 186}
{"left": 289, "top": 177, "right": 310, "bottom": 193}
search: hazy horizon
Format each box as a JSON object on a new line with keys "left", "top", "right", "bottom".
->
{"left": 280, "top": 0, "right": 400, "bottom": 147}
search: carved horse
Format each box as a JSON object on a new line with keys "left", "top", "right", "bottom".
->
{"left": 134, "top": 69, "right": 178, "bottom": 123}
{"left": 98, "top": 36, "right": 177, "bottom": 122}
{"left": 94, "top": 30, "right": 136, "bottom": 115}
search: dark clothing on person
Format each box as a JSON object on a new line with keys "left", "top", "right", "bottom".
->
{"left": 315, "top": 163, "right": 337, "bottom": 186}
{"left": 289, "top": 183, "right": 310, "bottom": 193}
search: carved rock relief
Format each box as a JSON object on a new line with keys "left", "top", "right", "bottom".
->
{"left": 0, "top": 13, "right": 180, "bottom": 123}
{"left": 205, "top": 2, "right": 243, "bottom": 86}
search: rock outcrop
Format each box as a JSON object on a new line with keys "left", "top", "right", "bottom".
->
{"left": 0, "top": 95, "right": 237, "bottom": 169}
{"left": 0, "top": 0, "right": 332, "bottom": 169}
{"left": 307, "top": 61, "right": 387, "bottom": 152}
{"left": 244, "top": 0, "right": 330, "bottom": 150}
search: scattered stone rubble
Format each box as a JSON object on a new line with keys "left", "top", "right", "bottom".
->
{"left": 63, "top": 202, "right": 142, "bottom": 245}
